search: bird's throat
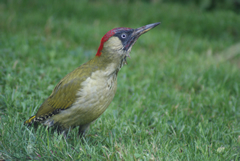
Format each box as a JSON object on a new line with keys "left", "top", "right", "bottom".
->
{"left": 119, "top": 56, "right": 127, "bottom": 70}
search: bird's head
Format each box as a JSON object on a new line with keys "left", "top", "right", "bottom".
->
{"left": 96, "top": 22, "right": 160, "bottom": 68}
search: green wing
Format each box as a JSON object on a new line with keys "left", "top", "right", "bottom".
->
{"left": 24, "top": 72, "right": 84, "bottom": 125}
{"left": 25, "top": 57, "right": 101, "bottom": 122}
{"left": 35, "top": 76, "right": 83, "bottom": 117}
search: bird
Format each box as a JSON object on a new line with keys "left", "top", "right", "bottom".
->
{"left": 24, "top": 22, "right": 160, "bottom": 136}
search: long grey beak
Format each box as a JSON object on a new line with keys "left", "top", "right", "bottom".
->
{"left": 134, "top": 22, "right": 161, "bottom": 36}
{"left": 124, "top": 22, "right": 160, "bottom": 52}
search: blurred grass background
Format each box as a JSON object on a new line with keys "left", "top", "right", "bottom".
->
{"left": 0, "top": 0, "right": 240, "bottom": 160}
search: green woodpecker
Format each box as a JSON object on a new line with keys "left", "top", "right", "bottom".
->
{"left": 24, "top": 22, "right": 160, "bottom": 136}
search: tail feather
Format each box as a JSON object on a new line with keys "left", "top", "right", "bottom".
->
{"left": 24, "top": 115, "right": 36, "bottom": 125}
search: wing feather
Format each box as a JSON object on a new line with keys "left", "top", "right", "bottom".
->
{"left": 35, "top": 77, "right": 83, "bottom": 117}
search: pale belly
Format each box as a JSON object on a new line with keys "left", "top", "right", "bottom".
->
{"left": 47, "top": 72, "right": 117, "bottom": 129}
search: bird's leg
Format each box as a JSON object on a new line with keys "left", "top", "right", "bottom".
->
{"left": 78, "top": 123, "right": 90, "bottom": 137}
{"left": 55, "top": 126, "right": 69, "bottom": 138}
{"left": 61, "top": 130, "right": 68, "bottom": 139}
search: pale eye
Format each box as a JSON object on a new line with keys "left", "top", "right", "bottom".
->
{"left": 121, "top": 33, "right": 127, "bottom": 39}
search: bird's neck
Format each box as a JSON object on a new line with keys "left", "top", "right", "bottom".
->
{"left": 92, "top": 53, "right": 127, "bottom": 77}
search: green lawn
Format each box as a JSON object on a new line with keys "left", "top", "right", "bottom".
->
{"left": 1, "top": 1, "right": 240, "bottom": 160}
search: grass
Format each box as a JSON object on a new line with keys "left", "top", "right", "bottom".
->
{"left": 1, "top": 0, "right": 240, "bottom": 160}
